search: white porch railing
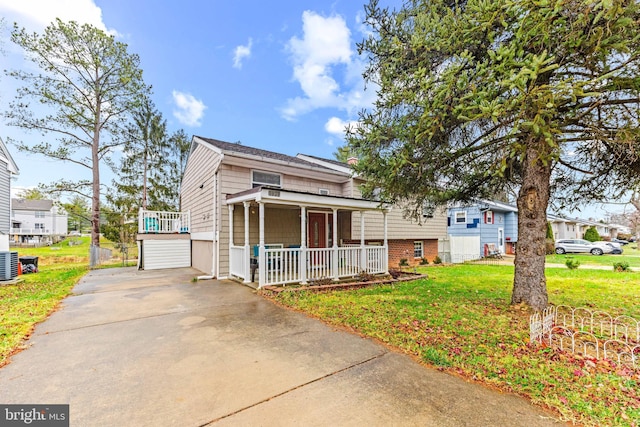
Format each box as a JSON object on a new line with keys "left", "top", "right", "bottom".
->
{"left": 229, "top": 245, "right": 388, "bottom": 287}
{"left": 229, "top": 245, "right": 247, "bottom": 278}
{"left": 138, "top": 209, "right": 191, "bottom": 234}
{"left": 11, "top": 228, "right": 53, "bottom": 235}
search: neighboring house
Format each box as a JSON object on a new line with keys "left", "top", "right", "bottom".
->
{"left": 450, "top": 202, "right": 623, "bottom": 261}
{"left": 447, "top": 200, "right": 518, "bottom": 260}
{"left": 548, "top": 215, "right": 581, "bottom": 240}
{"left": 577, "top": 219, "right": 609, "bottom": 238}
{"left": 137, "top": 136, "right": 447, "bottom": 287}
{"left": 11, "top": 198, "right": 68, "bottom": 245}
{"left": 0, "top": 138, "right": 19, "bottom": 252}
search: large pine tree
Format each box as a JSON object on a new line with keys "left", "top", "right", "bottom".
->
{"left": 348, "top": 0, "right": 640, "bottom": 310}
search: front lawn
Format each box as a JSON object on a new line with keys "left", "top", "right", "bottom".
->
{"left": 270, "top": 265, "right": 640, "bottom": 426}
{"left": 0, "top": 266, "right": 87, "bottom": 367}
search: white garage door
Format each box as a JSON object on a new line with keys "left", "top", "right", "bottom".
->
{"left": 142, "top": 239, "right": 191, "bottom": 270}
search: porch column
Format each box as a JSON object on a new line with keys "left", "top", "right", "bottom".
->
{"left": 300, "top": 206, "right": 307, "bottom": 284}
{"left": 360, "top": 211, "right": 366, "bottom": 272}
{"left": 243, "top": 202, "right": 251, "bottom": 283}
{"left": 383, "top": 210, "right": 389, "bottom": 272}
{"left": 332, "top": 208, "right": 339, "bottom": 281}
{"left": 228, "top": 205, "right": 234, "bottom": 247}
{"left": 258, "top": 202, "right": 265, "bottom": 288}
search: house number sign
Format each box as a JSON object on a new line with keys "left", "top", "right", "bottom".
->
{"left": 268, "top": 190, "right": 280, "bottom": 197}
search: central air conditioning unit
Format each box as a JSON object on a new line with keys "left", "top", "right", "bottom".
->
{"left": 0, "top": 251, "right": 19, "bottom": 281}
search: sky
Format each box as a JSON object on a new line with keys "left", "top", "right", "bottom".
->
{"left": 0, "top": 0, "right": 633, "bottom": 221}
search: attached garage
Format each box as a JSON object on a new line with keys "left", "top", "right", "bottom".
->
{"left": 138, "top": 234, "right": 191, "bottom": 270}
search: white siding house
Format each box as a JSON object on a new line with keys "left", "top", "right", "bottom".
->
{"left": 11, "top": 199, "right": 68, "bottom": 245}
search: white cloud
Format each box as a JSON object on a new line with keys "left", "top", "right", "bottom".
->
{"left": 172, "top": 90, "right": 207, "bottom": 127}
{"left": 281, "top": 11, "right": 374, "bottom": 121}
{"left": 233, "top": 38, "right": 253, "bottom": 69}
{"left": 0, "top": 0, "right": 116, "bottom": 34}
{"left": 324, "top": 117, "right": 359, "bottom": 138}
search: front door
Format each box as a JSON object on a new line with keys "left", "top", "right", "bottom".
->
{"left": 498, "top": 228, "right": 504, "bottom": 253}
{"left": 308, "top": 213, "right": 326, "bottom": 248}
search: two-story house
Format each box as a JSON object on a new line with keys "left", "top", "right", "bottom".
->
{"left": 11, "top": 199, "right": 68, "bottom": 245}
{"left": 137, "top": 136, "right": 447, "bottom": 287}
{"left": 447, "top": 200, "right": 519, "bottom": 260}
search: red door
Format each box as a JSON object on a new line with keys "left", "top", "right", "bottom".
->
{"left": 308, "top": 213, "right": 326, "bottom": 248}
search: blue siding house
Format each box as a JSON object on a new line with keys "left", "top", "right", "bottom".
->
{"left": 448, "top": 200, "right": 518, "bottom": 256}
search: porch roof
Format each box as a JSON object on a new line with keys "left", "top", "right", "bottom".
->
{"left": 225, "top": 186, "right": 389, "bottom": 212}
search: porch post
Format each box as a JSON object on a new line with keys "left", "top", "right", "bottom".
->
{"left": 300, "top": 206, "right": 307, "bottom": 284}
{"left": 228, "top": 205, "right": 234, "bottom": 247}
{"left": 258, "top": 202, "right": 265, "bottom": 288}
{"left": 243, "top": 202, "right": 251, "bottom": 283}
{"left": 360, "top": 211, "right": 366, "bottom": 272}
{"left": 383, "top": 210, "right": 389, "bottom": 272}
{"left": 332, "top": 208, "right": 339, "bottom": 281}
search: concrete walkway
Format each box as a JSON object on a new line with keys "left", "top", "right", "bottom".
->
{"left": 0, "top": 267, "right": 562, "bottom": 426}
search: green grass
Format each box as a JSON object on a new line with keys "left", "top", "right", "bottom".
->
{"left": 16, "top": 236, "right": 138, "bottom": 268}
{"left": 270, "top": 265, "right": 640, "bottom": 426}
{"left": 0, "top": 265, "right": 87, "bottom": 367}
{"left": 546, "top": 244, "right": 640, "bottom": 268}
{"left": 0, "top": 236, "right": 136, "bottom": 367}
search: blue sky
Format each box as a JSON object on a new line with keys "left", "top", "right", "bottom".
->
{"left": 0, "top": 0, "right": 631, "bottom": 220}
{"left": 0, "top": 0, "right": 394, "bottom": 191}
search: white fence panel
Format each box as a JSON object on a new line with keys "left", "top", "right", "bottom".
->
{"left": 449, "top": 235, "right": 481, "bottom": 263}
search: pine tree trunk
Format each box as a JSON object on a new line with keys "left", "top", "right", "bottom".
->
{"left": 91, "top": 98, "right": 101, "bottom": 248}
{"left": 511, "top": 140, "right": 551, "bottom": 311}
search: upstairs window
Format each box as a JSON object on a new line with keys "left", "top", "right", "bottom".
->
{"left": 252, "top": 171, "right": 281, "bottom": 188}
{"left": 35, "top": 211, "right": 46, "bottom": 218}
{"left": 455, "top": 211, "right": 467, "bottom": 224}
{"left": 484, "top": 210, "right": 493, "bottom": 224}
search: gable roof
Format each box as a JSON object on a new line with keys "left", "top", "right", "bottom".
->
{"left": 0, "top": 137, "right": 19, "bottom": 175}
{"left": 295, "top": 154, "right": 354, "bottom": 175}
{"left": 192, "top": 136, "right": 349, "bottom": 176}
{"left": 11, "top": 198, "right": 53, "bottom": 211}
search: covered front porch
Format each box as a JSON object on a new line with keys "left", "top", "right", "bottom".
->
{"left": 226, "top": 187, "right": 389, "bottom": 288}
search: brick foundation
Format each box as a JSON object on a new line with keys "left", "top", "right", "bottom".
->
{"left": 343, "top": 239, "right": 439, "bottom": 268}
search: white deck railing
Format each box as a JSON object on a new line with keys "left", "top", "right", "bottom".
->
{"left": 138, "top": 209, "right": 190, "bottom": 234}
{"left": 11, "top": 228, "right": 54, "bottom": 235}
{"left": 229, "top": 244, "right": 388, "bottom": 287}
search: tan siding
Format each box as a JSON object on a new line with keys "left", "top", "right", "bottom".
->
{"left": 181, "top": 144, "right": 219, "bottom": 234}
{"left": 230, "top": 207, "right": 301, "bottom": 248}
{"left": 219, "top": 163, "right": 347, "bottom": 197}
{"left": 191, "top": 240, "right": 213, "bottom": 274}
{"left": 352, "top": 207, "right": 447, "bottom": 240}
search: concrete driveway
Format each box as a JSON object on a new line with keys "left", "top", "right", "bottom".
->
{"left": 0, "top": 267, "right": 561, "bottom": 426}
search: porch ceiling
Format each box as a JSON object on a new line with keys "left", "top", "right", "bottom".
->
{"left": 225, "top": 186, "right": 389, "bottom": 212}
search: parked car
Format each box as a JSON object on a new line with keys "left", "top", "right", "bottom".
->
{"left": 554, "top": 239, "right": 613, "bottom": 255}
{"left": 611, "top": 238, "right": 629, "bottom": 245}
{"left": 598, "top": 241, "right": 623, "bottom": 255}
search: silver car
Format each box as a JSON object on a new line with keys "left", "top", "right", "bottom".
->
{"left": 554, "top": 239, "right": 613, "bottom": 255}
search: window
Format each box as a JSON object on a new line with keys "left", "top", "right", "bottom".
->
{"left": 422, "top": 200, "right": 435, "bottom": 218}
{"left": 414, "top": 241, "right": 424, "bottom": 258}
{"left": 252, "top": 171, "right": 281, "bottom": 188}
{"left": 484, "top": 210, "right": 493, "bottom": 224}
{"left": 35, "top": 223, "right": 44, "bottom": 230}
{"left": 455, "top": 211, "right": 467, "bottom": 224}
{"left": 319, "top": 188, "right": 329, "bottom": 195}
{"left": 35, "top": 211, "right": 45, "bottom": 218}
